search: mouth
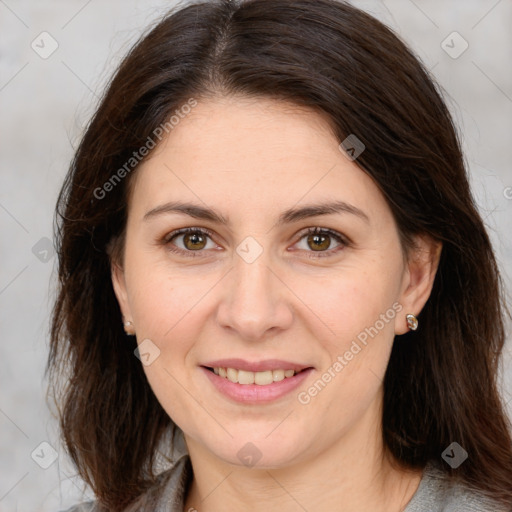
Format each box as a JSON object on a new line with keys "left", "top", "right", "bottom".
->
{"left": 204, "top": 366, "right": 307, "bottom": 385}
{"left": 200, "top": 359, "right": 314, "bottom": 403}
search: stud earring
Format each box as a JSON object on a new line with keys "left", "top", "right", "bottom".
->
{"left": 123, "top": 320, "right": 136, "bottom": 336}
{"left": 406, "top": 314, "right": 418, "bottom": 331}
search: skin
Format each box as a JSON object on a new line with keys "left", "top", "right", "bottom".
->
{"left": 111, "top": 95, "right": 442, "bottom": 512}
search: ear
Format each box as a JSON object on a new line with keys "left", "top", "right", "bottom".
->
{"left": 395, "top": 235, "right": 442, "bottom": 335}
{"left": 111, "top": 260, "right": 133, "bottom": 325}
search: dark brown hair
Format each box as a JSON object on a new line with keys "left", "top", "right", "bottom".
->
{"left": 48, "top": 0, "right": 512, "bottom": 510}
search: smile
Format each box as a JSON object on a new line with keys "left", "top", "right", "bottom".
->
{"left": 211, "top": 367, "right": 298, "bottom": 385}
{"left": 201, "top": 361, "right": 314, "bottom": 404}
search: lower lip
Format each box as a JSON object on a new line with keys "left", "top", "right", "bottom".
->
{"left": 201, "top": 367, "right": 314, "bottom": 404}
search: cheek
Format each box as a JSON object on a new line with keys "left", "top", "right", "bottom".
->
{"left": 291, "top": 262, "right": 402, "bottom": 350}
{"left": 126, "top": 264, "right": 210, "bottom": 428}
{"left": 294, "top": 272, "right": 400, "bottom": 434}
{"left": 126, "top": 255, "right": 213, "bottom": 340}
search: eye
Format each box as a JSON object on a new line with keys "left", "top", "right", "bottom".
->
{"left": 162, "top": 226, "right": 349, "bottom": 259}
{"left": 293, "top": 227, "right": 348, "bottom": 258}
{"left": 164, "top": 227, "right": 218, "bottom": 257}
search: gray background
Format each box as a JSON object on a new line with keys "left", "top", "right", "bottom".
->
{"left": 1, "top": 0, "right": 511, "bottom": 510}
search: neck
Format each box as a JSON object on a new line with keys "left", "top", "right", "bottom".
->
{"left": 183, "top": 394, "right": 423, "bottom": 512}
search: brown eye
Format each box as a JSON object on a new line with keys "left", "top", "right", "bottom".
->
{"left": 307, "top": 232, "right": 332, "bottom": 251}
{"left": 294, "top": 227, "right": 348, "bottom": 258}
{"left": 164, "top": 227, "right": 217, "bottom": 257}
{"left": 183, "top": 231, "right": 207, "bottom": 250}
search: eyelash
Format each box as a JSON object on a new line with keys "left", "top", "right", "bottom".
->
{"left": 162, "top": 227, "right": 349, "bottom": 259}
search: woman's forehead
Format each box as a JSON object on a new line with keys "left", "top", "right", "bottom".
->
{"left": 128, "top": 97, "right": 385, "bottom": 220}
{"left": 155, "top": 96, "right": 339, "bottom": 155}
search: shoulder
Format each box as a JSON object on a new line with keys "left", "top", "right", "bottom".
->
{"left": 404, "top": 460, "right": 510, "bottom": 512}
{"left": 58, "top": 454, "right": 192, "bottom": 512}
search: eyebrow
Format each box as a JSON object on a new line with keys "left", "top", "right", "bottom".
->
{"left": 143, "top": 200, "right": 369, "bottom": 226}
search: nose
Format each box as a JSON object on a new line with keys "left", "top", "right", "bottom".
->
{"left": 216, "top": 252, "right": 294, "bottom": 342}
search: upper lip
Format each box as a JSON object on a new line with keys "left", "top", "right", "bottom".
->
{"left": 202, "top": 358, "right": 313, "bottom": 373}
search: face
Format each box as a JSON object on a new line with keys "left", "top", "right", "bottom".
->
{"left": 112, "top": 95, "right": 438, "bottom": 469}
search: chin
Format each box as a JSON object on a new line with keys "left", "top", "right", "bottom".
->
{"left": 206, "top": 435, "right": 307, "bottom": 470}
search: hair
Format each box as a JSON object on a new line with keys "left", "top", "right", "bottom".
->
{"left": 47, "top": 0, "right": 512, "bottom": 510}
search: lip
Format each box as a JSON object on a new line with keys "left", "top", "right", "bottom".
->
{"left": 202, "top": 358, "right": 312, "bottom": 373}
{"left": 200, "top": 364, "right": 314, "bottom": 404}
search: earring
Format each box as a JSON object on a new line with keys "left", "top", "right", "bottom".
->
{"left": 123, "top": 320, "right": 136, "bottom": 336}
{"left": 406, "top": 314, "right": 418, "bottom": 331}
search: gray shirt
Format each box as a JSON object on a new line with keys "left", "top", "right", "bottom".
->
{"left": 60, "top": 455, "right": 508, "bottom": 511}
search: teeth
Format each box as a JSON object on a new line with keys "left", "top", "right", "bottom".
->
{"left": 212, "top": 367, "right": 299, "bottom": 385}
{"left": 227, "top": 367, "right": 238, "bottom": 382}
{"left": 238, "top": 369, "right": 254, "bottom": 385}
{"left": 273, "top": 369, "right": 285, "bottom": 382}
{"left": 255, "top": 370, "right": 273, "bottom": 385}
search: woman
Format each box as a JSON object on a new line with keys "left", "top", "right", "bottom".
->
{"left": 49, "top": 0, "right": 512, "bottom": 510}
